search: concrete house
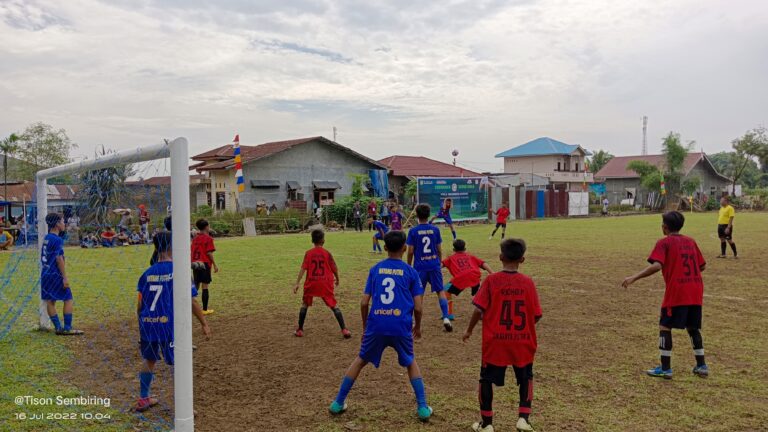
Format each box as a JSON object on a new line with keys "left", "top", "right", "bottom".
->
{"left": 377, "top": 155, "right": 482, "bottom": 204}
{"left": 594, "top": 152, "right": 731, "bottom": 204}
{"left": 495, "top": 137, "right": 593, "bottom": 191}
{"left": 191, "top": 137, "right": 386, "bottom": 213}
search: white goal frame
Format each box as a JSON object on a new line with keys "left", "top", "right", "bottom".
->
{"left": 35, "top": 137, "right": 195, "bottom": 432}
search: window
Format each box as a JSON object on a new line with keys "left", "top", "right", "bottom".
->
{"left": 557, "top": 162, "right": 561, "bottom": 171}
{"left": 575, "top": 162, "right": 579, "bottom": 172}
{"left": 216, "top": 192, "right": 226, "bottom": 210}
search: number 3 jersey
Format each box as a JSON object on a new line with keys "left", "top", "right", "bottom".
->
{"left": 301, "top": 246, "right": 338, "bottom": 297}
{"left": 364, "top": 258, "right": 425, "bottom": 337}
{"left": 473, "top": 271, "right": 542, "bottom": 367}
{"left": 647, "top": 234, "right": 706, "bottom": 308}
{"left": 137, "top": 261, "right": 198, "bottom": 342}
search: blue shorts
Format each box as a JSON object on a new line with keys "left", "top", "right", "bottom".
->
{"left": 374, "top": 232, "right": 385, "bottom": 240}
{"left": 359, "top": 334, "right": 414, "bottom": 368}
{"left": 41, "top": 276, "right": 73, "bottom": 301}
{"left": 140, "top": 340, "right": 174, "bottom": 365}
{"left": 418, "top": 269, "right": 444, "bottom": 293}
{"left": 437, "top": 211, "right": 453, "bottom": 225}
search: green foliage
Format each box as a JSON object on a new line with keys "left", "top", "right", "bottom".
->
{"left": 348, "top": 173, "right": 369, "bottom": 200}
{"left": 1, "top": 133, "right": 21, "bottom": 200}
{"left": 209, "top": 220, "right": 231, "bottom": 235}
{"left": 627, "top": 161, "right": 662, "bottom": 192}
{"left": 404, "top": 179, "right": 417, "bottom": 198}
{"left": 728, "top": 127, "right": 768, "bottom": 192}
{"left": 627, "top": 132, "right": 695, "bottom": 199}
{"left": 681, "top": 176, "right": 701, "bottom": 195}
{"left": 196, "top": 204, "right": 214, "bottom": 217}
{"left": 15, "top": 122, "right": 77, "bottom": 179}
{"left": 705, "top": 197, "right": 719, "bottom": 211}
{"left": 588, "top": 150, "right": 614, "bottom": 174}
{"left": 709, "top": 152, "right": 765, "bottom": 188}
{"left": 79, "top": 146, "right": 135, "bottom": 227}
{"left": 324, "top": 196, "right": 382, "bottom": 227}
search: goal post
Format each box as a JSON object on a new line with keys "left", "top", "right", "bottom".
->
{"left": 34, "top": 137, "right": 194, "bottom": 432}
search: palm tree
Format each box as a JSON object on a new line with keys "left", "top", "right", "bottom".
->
{"left": 0, "top": 133, "right": 20, "bottom": 219}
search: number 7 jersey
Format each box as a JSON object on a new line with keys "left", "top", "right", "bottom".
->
{"left": 364, "top": 258, "right": 425, "bottom": 337}
{"left": 473, "top": 271, "right": 542, "bottom": 367}
{"left": 137, "top": 261, "right": 199, "bottom": 342}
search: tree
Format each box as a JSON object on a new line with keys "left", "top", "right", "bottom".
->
{"left": 588, "top": 150, "right": 614, "bottom": 174}
{"left": 0, "top": 133, "right": 20, "bottom": 203}
{"left": 627, "top": 160, "right": 662, "bottom": 192}
{"left": 682, "top": 176, "right": 702, "bottom": 195}
{"left": 15, "top": 122, "right": 77, "bottom": 180}
{"left": 348, "top": 173, "right": 369, "bottom": 200}
{"left": 709, "top": 152, "right": 763, "bottom": 189}
{"left": 729, "top": 127, "right": 768, "bottom": 193}
{"left": 79, "top": 145, "right": 135, "bottom": 227}
{"left": 627, "top": 132, "right": 695, "bottom": 201}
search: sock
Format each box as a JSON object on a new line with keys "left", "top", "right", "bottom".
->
{"left": 516, "top": 365, "right": 534, "bottom": 420}
{"left": 447, "top": 294, "right": 454, "bottom": 316}
{"left": 501, "top": 230, "right": 506, "bottom": 239}
{"left": 49, "top": 314, "right": 62, "bottom": 331}
{"left": 410, "top": 377, "right": 427, "bottom": 409}
{"left": 730, "top": 243, "right": 737, "bottom": 256}
{"left": 139, "top": 372, "right": 154, "bottom": 398}
{"left": 332, "top": 308, "right": 346, "bottom": 330}
{"left": 335, "top": 376, "right": 355, "bottom": 405}
{"left": 377, "top": 243, "right": 382, "bottom": 252}
{"left": 721, "top": 242, "right": 726, "bottom": 256}
{"left": 479, "top": 380, "right": 493, "bottom": 427}
{"left": 298, "top": 306, "right": 308, "bottom": 330}
{"left": 438, "top": 297, "right": 449, "bottom": 319}
{"left": 660, "top": 330, "right": 673, "bottom": 370}
{"left": 202, "top": 289, "right": 209, "bottom": 311}
{"left": 63, "top": 313, "right": 73, "bottom": 331}
{"left": 687, "top": 328, "right": 705, "bottom": 367}
{"left": 451, "top": 230, "right": 456, "bottom": 240}
{"left": 491, "top": 228, "right": 497, "bottom": 237}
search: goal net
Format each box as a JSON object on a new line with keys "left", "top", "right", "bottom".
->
{"left": 0, "top": 138, "right": 194, "bottom": 432}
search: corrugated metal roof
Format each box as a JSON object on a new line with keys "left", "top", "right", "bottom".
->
{"left": 286, "top": 181, "right": 301, "bottom": 190}
{"left": 377, "top": 155, "right": 482, "bottom": 178}
{"left": 312, "top": 181, "right": 342, "bottom": 190}
{"left": 495, "top": 137, "right": 590, "bottom": 158}
{"left": 594, "top": 153, "right": 719, "bottom": 179}
{"left": 250, "top": 179, "right": 281, "bottom": 188}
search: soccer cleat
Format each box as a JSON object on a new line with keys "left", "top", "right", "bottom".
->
{"left": 488, "top": 236, "right": 493, "bottom": 240}
{"left": 443, "top": 318, "right": 453, "bottom": 332}
{"left": 134, "top": 396, "right": 159, "bottom": 412}
{"left": 716, "top": 255, "right": 726, "bottom": 259}
{"left": 646, "top": 366, "right": 673, "bottom": 379}
{"left": 202, "top": 309, "right": 215, "bottom": 315}
{"left": 294, "top": 329, "right": 304, "bottom": 337}
{"left": 472, "top": 422, "right": 494, "bottom": 432}
{"left": 516, "top": 417, "right": 535, "bottom": 432}
{"left": 56, "top": 328, "right": 84, "bottom": 336}
{"left": 692, "top": 364, "right": 709, "bottom": 378}
{"left": 417, "top": 405, "right": 433, "bottom": 421}
{"left": 341, "top": 329, "right": 352, "bottom": 339}
{"left": 447, "top": 314, "right": 455, "bottom": 321}
{"left": 329, "top": 401, "right": 347, "bottom": 415}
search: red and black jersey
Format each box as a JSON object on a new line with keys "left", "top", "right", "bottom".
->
{"left": 495, "top": 207, "right": 510, "bottom": 223}
{"left": 473, "top": 271, "right": 542, "bottom": 367}
{"left": 442, "top": 252, "right": 484, "bottom": 290}
{"left": 191, "top": 233, "right": 216, "bottom": 265}
{"left": 301, "top": 246, "right": 337, "bottom": 296}
{"left": 647, "top": 234, "right": 706, "bottom": 308}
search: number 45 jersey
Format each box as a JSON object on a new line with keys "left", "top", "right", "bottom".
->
{"left": 364, "top": 259, "right": 425, "bottom": 337}
{"left": 473, "top": 271, "right": 542, "bottom": 368}
{"left": 137, "top": 261, "right": 199, "bottom": 342}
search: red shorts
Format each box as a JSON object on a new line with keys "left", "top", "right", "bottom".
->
{"left": 303, "top": 293, "right": 337, "bottom": 308}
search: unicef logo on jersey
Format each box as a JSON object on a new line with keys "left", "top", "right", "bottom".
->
{"left": 393, "top": 309, "right": 401, "bottom": 317}
{"left": 373, "top": 308, "right": 401, "bottom": 317}
{"left": 451, "top": 183, "right": 458, "bottom": 192}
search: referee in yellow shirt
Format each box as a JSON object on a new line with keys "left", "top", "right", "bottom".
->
{"left": 717, "top": 196, "right": 737, "bottom": 258}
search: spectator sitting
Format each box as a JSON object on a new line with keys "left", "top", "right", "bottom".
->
{"left": 130, "top": 231, "right": 142, "bottom": 245}
{"left": 101, "top": 227, "right": 117, "bottom": 247}
{"left": 0, "top": 226, "right": 14, "bottom": 250}
{"left": 80, "top": 232, "right": 96, "bottom": 248}
{"left": 269, "top": 203, "right": 278, "bottom": 214}
{"left": 116, "top": 228, "right": 130, "bottom": 246}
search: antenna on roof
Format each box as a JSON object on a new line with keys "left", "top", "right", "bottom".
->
{"left": 333, "top": 126, "right": 337, "bottom": 142}
{"left": 642, "top": 116, "right": 648, "bottom": 155}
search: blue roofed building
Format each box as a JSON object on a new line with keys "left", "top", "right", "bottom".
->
{"left": 495, "top": 137, "right": 593, "bottom": 191}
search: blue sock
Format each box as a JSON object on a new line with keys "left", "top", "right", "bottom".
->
{"left": 139, "top": 372, "right": 154, "bottom": 398}
{"left": 335, "top": 376, "right": 355, "bottom": 405}
{"left": 63, "top": 314, "right": 72, "bottom": 331}
{"left": 439, "top": 298, "right": 449, "bottom": 319}
{"left": 410, "top": 377, "right": 427, "bottom": 408}
{"left": 49, "top": 315, "right": 62, "bottom": 331}
{"left": 451, "top": 230, "right": 456, "bottom": 240}
{"left": 372, "top": 243, "right": 377, "bottom": 252}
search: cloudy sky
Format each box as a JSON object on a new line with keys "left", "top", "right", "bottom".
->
{"left": 1, "top": 0, "right": 766, "bottom": 173}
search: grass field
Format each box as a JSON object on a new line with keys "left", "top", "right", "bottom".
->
{"left": 1, "top": 212, "right": 767, "bottom": 432}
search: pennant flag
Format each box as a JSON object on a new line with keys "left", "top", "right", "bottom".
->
{"left": 233, "top": 134, "right": 244, "bottom": 192}
{"left": 660, "top": 173, "right": 666, "bottom": 195}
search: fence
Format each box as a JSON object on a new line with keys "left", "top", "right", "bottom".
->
{"left": 488, "top": 186, "right": 589, "bottom": 220}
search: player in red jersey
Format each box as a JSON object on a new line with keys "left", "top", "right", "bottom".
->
{"left": 463, "top": 238, "right": 541, "bottom": 432}
{"left": 441, "top": 239, "right": 493, "bottom": 320}
{"left": 191, "top": 219, "right": 219, "bottom": 315}
{"left": 489, "top": 204, "right": 511, "bottom": 240}
{"left": 293, "top": 229, "right": 351, "bottom": 339}
{"left": 622, "top": 211, "right": 708, "bottom": 379}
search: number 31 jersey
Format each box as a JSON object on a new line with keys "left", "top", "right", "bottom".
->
{"left": 364, "top": 258, "right": 425, "bottom": 337}
{"left": 301, "top": 246, "right": 338, "bottom": 296}
{"left": 473, "top": 271, "right": 542, "bottom": 367}
{"left": 647, "top": 234, "right": 705, "bottom": 308}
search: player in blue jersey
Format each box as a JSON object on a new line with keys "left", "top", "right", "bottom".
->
{"left": 329, "top": 230, "right": 433, "bottom": 421}
{"left": 408, "top": 204, "right": 453, "bottom": 332}
{"left": 41, "top": 213, "right": 84, "bottom": 335}
{"left": 134, "top": 232, "right": 211, "bottom": 412}
{"left": 371, "top": 214, "right": 389, "bottom": 254}
{"left": 429, "top": 198, "right": 456, "bottom": 240}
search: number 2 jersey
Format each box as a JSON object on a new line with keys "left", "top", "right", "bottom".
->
{"left": 647, "top": 234, "right": 706, "bottom": 308}
{"left": 301, "top": 246, "right": 337, "bottom": 297}
{"left": 473, "top": 271, "right": 542, "bottom": 367}
{"left": 137, "top": 261, "right": 198, "bottom": 342}
{"left": 406, "top": 223, "right": 442, "bottom": 271}
{"left": 364, "top": 258, "right": 425, "bottom": 337}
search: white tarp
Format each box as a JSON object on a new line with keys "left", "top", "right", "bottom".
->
{"left": 568, "top": 192, "right": 589, "bottom": 216}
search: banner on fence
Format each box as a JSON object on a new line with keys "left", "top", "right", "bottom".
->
{"left": 417, "top": 177, "right": 488, "bottom": 221}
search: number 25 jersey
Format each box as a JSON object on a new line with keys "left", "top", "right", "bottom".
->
{"left": 301, "top": 246, "right": 337, "bottom": 297}
{"left": 473, "top": 271, "right": 542, "bottom": 367}
{"left": 364, "top": 258, "right": 425, "bottom": 337}
{"left": 647, "top": 234, "right": 705, "bottom": 308}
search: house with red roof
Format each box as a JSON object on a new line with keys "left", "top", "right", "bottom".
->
{"left": 377, "top": 155, "right": 482, "bottom": 203}
{"left": 594, "top": 152, "right": 731, "bottom": 204}
{"left": 191, "top": 136, "right": 386, "bottom": 213}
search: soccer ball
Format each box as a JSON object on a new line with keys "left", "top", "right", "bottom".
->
{"left": 451, "top": 149, "right": 459, "bottom": 157}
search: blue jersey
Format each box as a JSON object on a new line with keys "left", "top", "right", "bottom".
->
{"left": 41, "top": 233, "right": 64, "bottom": 278}
{"left": 137, "top": 261, "right": 198, "bottom": 342}
{"left": 364, "top": 258, "right": 424, "bottom": 337}
{"left": 406, "top": 223, "right": 442, "bottom": 271}
{"left": 374, "top": 220, "right": 388, "bottom": 234}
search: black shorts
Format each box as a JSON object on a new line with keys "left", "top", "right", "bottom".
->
{"left": 495, "top": 222, "right": 507, "bottom": 229}
{"left": 447, "top": 283, "right": 480, "bottom": 296}
{"left": 659, "top": 305, "right": 702, "bottom": 329}
{"left": 717, "top": 224, "right": 733, "bottom": 240}
{"left": 192, "top": 262, "right": 212, "bottom": 285}
{"left": 480, "top": 363, "right": 533, "bottom": 387}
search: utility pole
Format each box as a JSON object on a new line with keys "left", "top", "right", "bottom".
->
{"left": 333, "top": 126, "right": 337, "bottom": 142}
{"left": 642, "top": 116, "right": 648, "bottom": 155}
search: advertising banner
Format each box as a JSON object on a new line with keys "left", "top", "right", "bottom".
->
{"left": 416, "top": 177, "right": 488, "bottom": 221}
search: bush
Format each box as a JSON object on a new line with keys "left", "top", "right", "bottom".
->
{"left": 705, "top": 197, "right": 719, "bottom": 211}
{"left": 209, "top": 220, "right": 231, "bottom": 236}
{"left": 324, "top": 196, "right": 384, "bottom": 227}
{"left": 195, "top": 205, "right": 214, "bottom": 217}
